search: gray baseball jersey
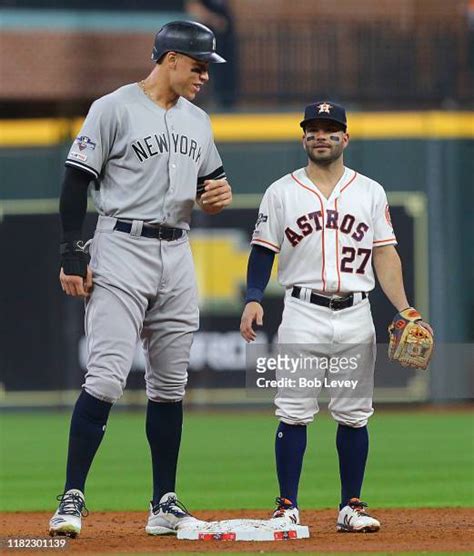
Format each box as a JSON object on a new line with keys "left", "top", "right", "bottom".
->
{"left": 65, "top": 82, "right": 226, "bottom": 404}
{"left": 66, "top": 83, "right": 225, "bottom": 228}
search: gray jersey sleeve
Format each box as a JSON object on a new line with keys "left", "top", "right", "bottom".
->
{"left": 65, "top": 97, "right": 118, "bottom": 180}
{"left": 196, "top": 121, "right": 225, "bottom": 197}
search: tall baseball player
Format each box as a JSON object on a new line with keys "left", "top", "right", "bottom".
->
{"left": 49, "top": 21, "right": 232, "bottom": 538}
{"left": 240, "top": 101, "right": 433, "bottom": 532}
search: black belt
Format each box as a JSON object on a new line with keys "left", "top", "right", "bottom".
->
{"left": 114, "top": 220, "right": 184, "bottom": 241}
{"left": 291, "top": 286, "right": 367, "bottom": 311}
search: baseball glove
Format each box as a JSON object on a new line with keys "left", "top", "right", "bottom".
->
{"left": 388, "top": 307, "right": 434, "bottom": 370}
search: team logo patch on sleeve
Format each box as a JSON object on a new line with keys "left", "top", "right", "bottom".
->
{"left": 75, "top": 135, "right": 97, "bottom": 151}
{"left": 385, "top": 204, "right": 393, "bottom": 228}
{"left": 70, "top": 151, "right": 88, "bottom": 162}
{"left": 253, "top": 213, "right": 268, "bottom": 236}
{"left": 255, "top": 212, "right": 268, "bottom": 228}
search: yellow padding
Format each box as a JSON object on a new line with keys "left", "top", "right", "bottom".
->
{"left": 0, "top": 112, "right": 473, "bottom": 147}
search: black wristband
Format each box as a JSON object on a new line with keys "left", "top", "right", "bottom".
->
{"left": 60, "top": 240, "right": 90, "bottom": 278}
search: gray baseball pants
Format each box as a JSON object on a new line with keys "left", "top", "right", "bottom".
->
{"left": 83, "top": 215, "right": 199, "bottom": 403}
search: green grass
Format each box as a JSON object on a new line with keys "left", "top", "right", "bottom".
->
{"left": 0, "top": 410, "right": 473, "bottom": 512}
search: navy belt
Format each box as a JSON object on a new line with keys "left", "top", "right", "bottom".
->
{"left": 114, "top": 220, "right": 184, "bottom": 241}
{"left": 291, "top": 286, "right": 367, "bottom": 311}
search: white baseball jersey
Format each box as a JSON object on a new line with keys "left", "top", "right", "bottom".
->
{"left": 251, "top": 166, "right": 397, "bottom": 293}
{"left": 66, "top": 83, "right": 225, "bottom": 229}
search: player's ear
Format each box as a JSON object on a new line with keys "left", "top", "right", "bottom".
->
{"left": 166, "top": 52, "right": 179, "bottom": 69}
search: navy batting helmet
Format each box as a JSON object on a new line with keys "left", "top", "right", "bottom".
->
{"left": 151, "top": 21, "right": 226, "bottom": 64}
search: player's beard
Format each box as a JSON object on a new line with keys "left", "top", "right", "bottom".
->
{"left": 305, "top": 143, "right": 344, "bottom": 166}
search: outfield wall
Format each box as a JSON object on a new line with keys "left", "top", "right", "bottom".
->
{"left": 0, "top": 113, "right": 472, "bottom": 406}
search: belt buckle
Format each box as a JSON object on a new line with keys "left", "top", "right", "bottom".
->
{"left": 156, "top": 227, "right": 164, "bottom": 240}
{"left": 329, "top": 297, "right": 343, "bottom": 311}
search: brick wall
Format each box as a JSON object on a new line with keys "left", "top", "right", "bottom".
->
{"left": 230, "top": 0, "right": 467, "bottom": 24}
{"left": 0, "top": 0, "right": 471, "bottom": 104}
{"left": 1, "top": 31, "right": 154, "bottom": 100}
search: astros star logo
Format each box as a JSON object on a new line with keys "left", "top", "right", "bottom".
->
{"left": 317, "top": 102, "right": 332, "bottom": 114}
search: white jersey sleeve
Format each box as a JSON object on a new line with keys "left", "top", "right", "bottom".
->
{"left": 196, "top": 117, "right": 225, "bottom": 197}
{"left": 372, "top": 185, "right": 397, "bottom": 247}
{"left": 251, "top": 187, "right": 284, "bottom": 253}
{"left": 65, "top": 97, "right": 118, "bottom": 180}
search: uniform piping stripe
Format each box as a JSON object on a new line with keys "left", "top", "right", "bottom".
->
{"left": 340, "top": 170, "right": 357, "bottom": 192}
{"left": 251, "top": 238, "right": 280, "bottom": 253}
{"left": 290, "top": 172, "right": 326, "bottom": 291}
{"left": 65, "top": 159, "right": 99, "bottom": 179}
{"left": 373, "top": 237, "right": 397, "bottom": 244}
{"left": 197, "top": 165, "right": 226, "bottom": 185}
{"left": 196, "top": 170, "right": 226, "bottom": 197}
{"left": 335, "top": 171, "right": 357, "bottom": 291}
{"left": 197, "top": 172, "right": 226, "bottom": 187}
{"left": 335, "top": 198, "right": 341, "bottom": 293}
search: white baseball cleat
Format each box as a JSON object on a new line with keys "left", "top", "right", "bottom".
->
{"left": 336, "top": 498, "right": 380, "bottom": 533}
{"left": 271, "top": 497, "right": 300, "bottom": 525}
{"left": 49, "top": 489, "right": 88, "bottom": 538}
{"left": 145, "top": 492, "right": 204, "bottom": 535}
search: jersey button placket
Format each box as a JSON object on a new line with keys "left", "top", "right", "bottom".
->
{"left": 167, "top": 109, "right": 176, "bottom": 192}
{"left": 325, "top": 199, "right": 338, "bottom": 292}
{"left": 168, "top": 162, "right": 176, "bottom": 196}
{"left": 161, "top": 111, "right": 174, "bottom": 222}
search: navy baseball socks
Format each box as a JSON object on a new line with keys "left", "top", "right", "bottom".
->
{"left": 336, "top": 424, "right": 380, "bottom": 532}
{"left": 146, "top": 400, "right": 183, "bottom": 505}
{"left": 270, "top": 421, "right": 379, "bottom": 531}
{"left": 336, "top": 424, "right": 368, "bottom": 508}
{"left": 145, "top": 400, "right": 202, "bottom": 535}
{"left": 272, "top": 421, "right": 307, "bottom": 524}
{"left": 50, "top": 390, "right": 112, "bottom": 537}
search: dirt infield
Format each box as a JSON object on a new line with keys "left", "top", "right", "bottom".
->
{"left": 2, "top": 508, "right": 473, "bottom": 553}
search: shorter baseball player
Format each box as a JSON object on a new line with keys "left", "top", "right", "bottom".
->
{"left": 240, "top": 101, "right": 433, "bottom": 532}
